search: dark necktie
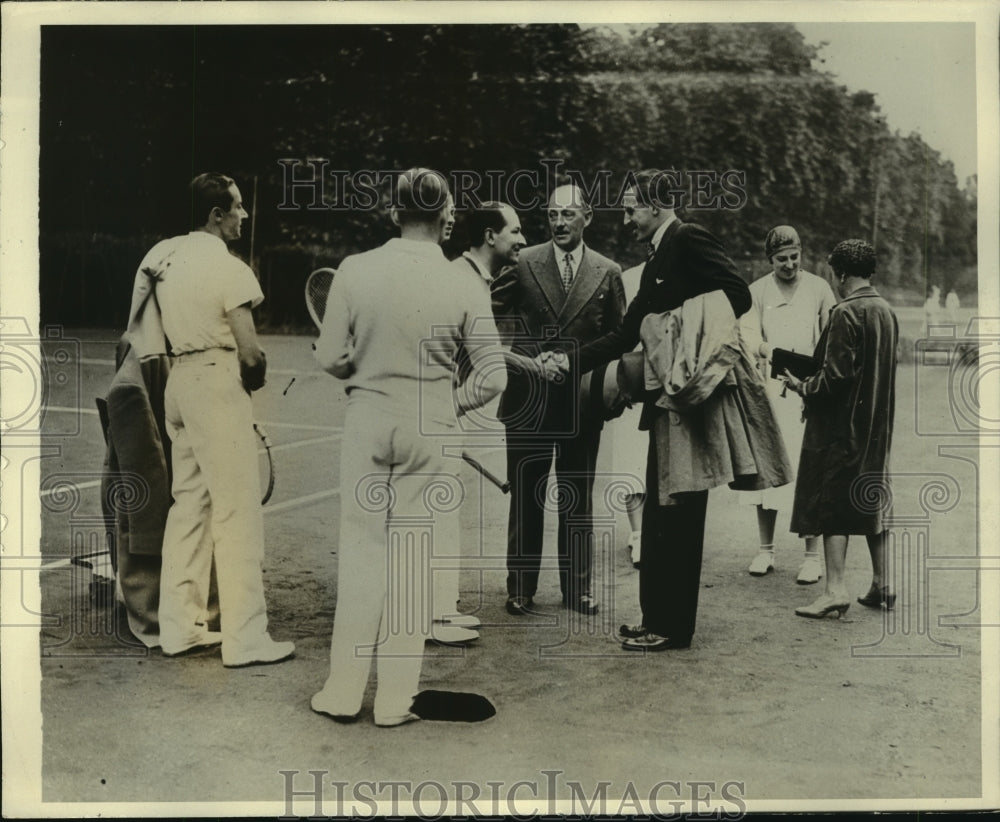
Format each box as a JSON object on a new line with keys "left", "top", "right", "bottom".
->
{"left": 561, "top": 252, "right": 574, "bottom": 292}
{"left": 646, "top": 242, "right": 656, "bottom": 261}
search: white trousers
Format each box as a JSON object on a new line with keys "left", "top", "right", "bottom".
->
{"left": 316, "top": 399, "right": 460, "bottom": 723}
{"left": 159, "top": 351, "right": 270, "bottom": 659}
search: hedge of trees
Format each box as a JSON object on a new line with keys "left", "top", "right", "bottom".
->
{"left": 39, "top": 23, "right": 976, "bottom": 329}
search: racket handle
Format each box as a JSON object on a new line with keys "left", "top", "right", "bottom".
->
{"left": 461, "top": 451, "right": 510, "bottom": 494}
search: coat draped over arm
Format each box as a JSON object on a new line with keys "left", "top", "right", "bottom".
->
{"left": 639, "top": 291, "right": 793, "bottom": 504}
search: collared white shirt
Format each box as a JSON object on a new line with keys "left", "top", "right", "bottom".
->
{"left": 649, "top": 215, "right": 678, "bottom": 283}
{"left": 554, "top": 241, "right": 585, "bottom": 281}
{"left": 460, "top": 251, "right": 493, "bottom": 286}
{"left": 649, "top": 214, "right": 678, "bottom": 255}
{"left": 314, "top": 236, "right": 502, "bottom": 424}
{"left": 147, "top": 231, "right": 263, "bottom": 355}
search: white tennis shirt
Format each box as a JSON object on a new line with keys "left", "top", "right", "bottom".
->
{"left": 139, "top": 231, "right": 264, "bottom": 355}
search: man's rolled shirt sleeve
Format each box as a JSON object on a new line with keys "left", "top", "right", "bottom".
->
{"left": 221, "top": 255, "right": 265, "bottom": 312}
{"left": 457, "top": 278, "right": 508, "bottom": 412}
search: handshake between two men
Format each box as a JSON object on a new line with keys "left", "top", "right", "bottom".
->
{"left": 532, "top": 350, "right": 570, "bottom": 383}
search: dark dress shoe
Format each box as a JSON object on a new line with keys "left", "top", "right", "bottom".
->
{"left": 505, "top": 596, "right": 535, "bottom": 616}
{"left": 618, "top": 623, "right": 646, "bottom": 639}
{"left": 857, "top": 585, "right": 897, "bottom": 610}
{"left": 621, "top": 633, "right": 691, "bottom": 651}
{"left": 564, "top": 594, "right": 599, "bottom": 616}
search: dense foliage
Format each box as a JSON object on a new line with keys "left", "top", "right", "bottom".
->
{"left": 39, "top": 24, "right": 976, "bottom": 328}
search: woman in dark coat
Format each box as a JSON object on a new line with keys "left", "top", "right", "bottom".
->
{"left": 783, "top": 239, "right": 898, "bottom": 618}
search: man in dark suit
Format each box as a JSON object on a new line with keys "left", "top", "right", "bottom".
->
{"left": 575, "top": 169, "right": 751, "bottom": 650}
{"left": 492, "top": 184, "right": 626, "bottom": 616}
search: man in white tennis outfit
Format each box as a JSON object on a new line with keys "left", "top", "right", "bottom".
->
{"left": 311, "top": 168, "right": 506, "bottom": 726}
{"left": 147, "top": 172, "right": 294, "bottom": 668}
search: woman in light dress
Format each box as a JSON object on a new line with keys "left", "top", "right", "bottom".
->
{"left": 611, "top": 263, "right": 647, "bottom": 567}
{"left": 739, "top": 226, "right": 837, "bottom": 584}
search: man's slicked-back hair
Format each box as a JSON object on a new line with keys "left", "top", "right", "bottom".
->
{"left": 829, "top": 239, "right": 877, "bottom": 280}
{"left": 394, "top": 167, "right": 451, "bottom": 225}
{"left": 466, "top": 201, "right": 509, "bottom": 247}
{"left": 631, "top": 169, "right": 662, "bottom": 206}
{"left": 628, "top": 168, "right": 680, "bottom": 210}
{"left": 190, "top": 172, "right": 236, "bottom": 229}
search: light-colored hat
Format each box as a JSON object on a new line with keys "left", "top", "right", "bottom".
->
{"left": 579, "top": 352, "right": 647, "bottom": 425}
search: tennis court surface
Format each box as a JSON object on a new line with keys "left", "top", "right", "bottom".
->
{"left": 18, "top": 327, "right": 990, "bottom": 811}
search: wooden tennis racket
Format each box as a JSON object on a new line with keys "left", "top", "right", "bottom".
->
{"left": 305, "top": 267, "right": 337, "bottom": 329}
{"left": 254, "top": 421, "right": 275, "bottom": 505}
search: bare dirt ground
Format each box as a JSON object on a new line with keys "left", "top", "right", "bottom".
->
{"left": 17, "top": 312, "right": 994, "bottom": 814}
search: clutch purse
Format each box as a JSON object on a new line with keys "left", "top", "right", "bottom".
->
{"left": 770, "top": 348, "right": 818, "bottom": 381}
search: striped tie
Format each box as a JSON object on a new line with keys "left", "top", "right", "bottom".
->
{"left": 646, "top": 242, "right": 656, "bottom": 261}
{"left": 561, "top": 253, "right": 574, "bottom": 291}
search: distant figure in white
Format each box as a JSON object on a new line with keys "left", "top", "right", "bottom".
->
{"left": 924, "top": 284, "right": 942, "bottom": 333}
{"left": 945, "top": 289, "right": 961, "bottom": 330}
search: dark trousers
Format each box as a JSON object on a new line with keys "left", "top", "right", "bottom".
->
{"left": 505, "top": 425, "right": 601, "bottom": 602}
{"left": 640, "top": 431, "right": 709, "bottom": 640}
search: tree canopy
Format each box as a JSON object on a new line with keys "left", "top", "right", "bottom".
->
{"left": 39, "top": 23, "right": 976, "bottom": 327}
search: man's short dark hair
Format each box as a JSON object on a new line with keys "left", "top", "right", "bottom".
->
{"left": 829, "top": 239, "right": 877, "bottom": 279}
{"left": 629, "top": 168, "right": 680, "bottom": 210}
{"left": 190, "top": 172, "right": 236, "bottom": 229}
{"left": 466, "top": 201, "right": 509, "bottom": 247}
{"left": 394, "top": 167, "right": 450, "bottom": 225}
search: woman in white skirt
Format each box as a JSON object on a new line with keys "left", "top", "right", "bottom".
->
{"left": 740, "top": 226, "right": 837, "bottom": 584}
{"left": 610, "top": 264, "right": 647, "bottom": 567}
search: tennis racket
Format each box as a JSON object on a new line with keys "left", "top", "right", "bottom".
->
{"left": 461, "top": 451, "right": 510, "bottom": 494}
{"left": 304, "top": 266, "right": 509, "bottom": 495}
{"left": 254, "top": 422, "right": 275, "bottom": 505}
{"left": 305, "top": 267, "right": 337, "bottom": 329}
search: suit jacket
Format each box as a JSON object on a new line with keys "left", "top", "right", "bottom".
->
{"left": 492, "top": 242, "right": 625, "bottom": 432}
{"left": 102, "top": 341, "right": 172, "bottom": 557}
{"left": 577, "top": 219, "right": 750, "bottom": 429}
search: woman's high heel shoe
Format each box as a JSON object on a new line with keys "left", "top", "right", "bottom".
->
{"left": 857, "top": 585, "right": 897, "bottom": 611}
{"left": 795, "top": 596, "right": 851, "bottom": 619}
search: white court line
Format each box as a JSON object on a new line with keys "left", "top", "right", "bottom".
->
{"left": 268, "top": 433, "right": 341, "bottom": 452}
{"left": 50, "top": 355, "right": 317, "bottom": 379}
{"left": 40, "top": 479, "right": 102, "bottom": 498}
{"left": 40, "top": 558, "right": 77, "bottom": 570}
{"left": 38, "top": 480, "right": 340, "bottom": 570}
{"left": 261, "top": 487, "right": 340, "bottom": 513}
{"left": 53, "top": 356, "right": 114, "bottom": 367}
{"left": 41, "top": 406, "right": 342, "bottom": 434}
{"left": 39, "top": 486, "right": 340, "bottom": 569}
{"left": 42, "top": 405, "right": 101, "bottom": 416}
{"left": 257, "top": 420, "right": 343, "bottom": 432}
{"left": 33, "top": 433, "right": 338, "bottom": 503}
